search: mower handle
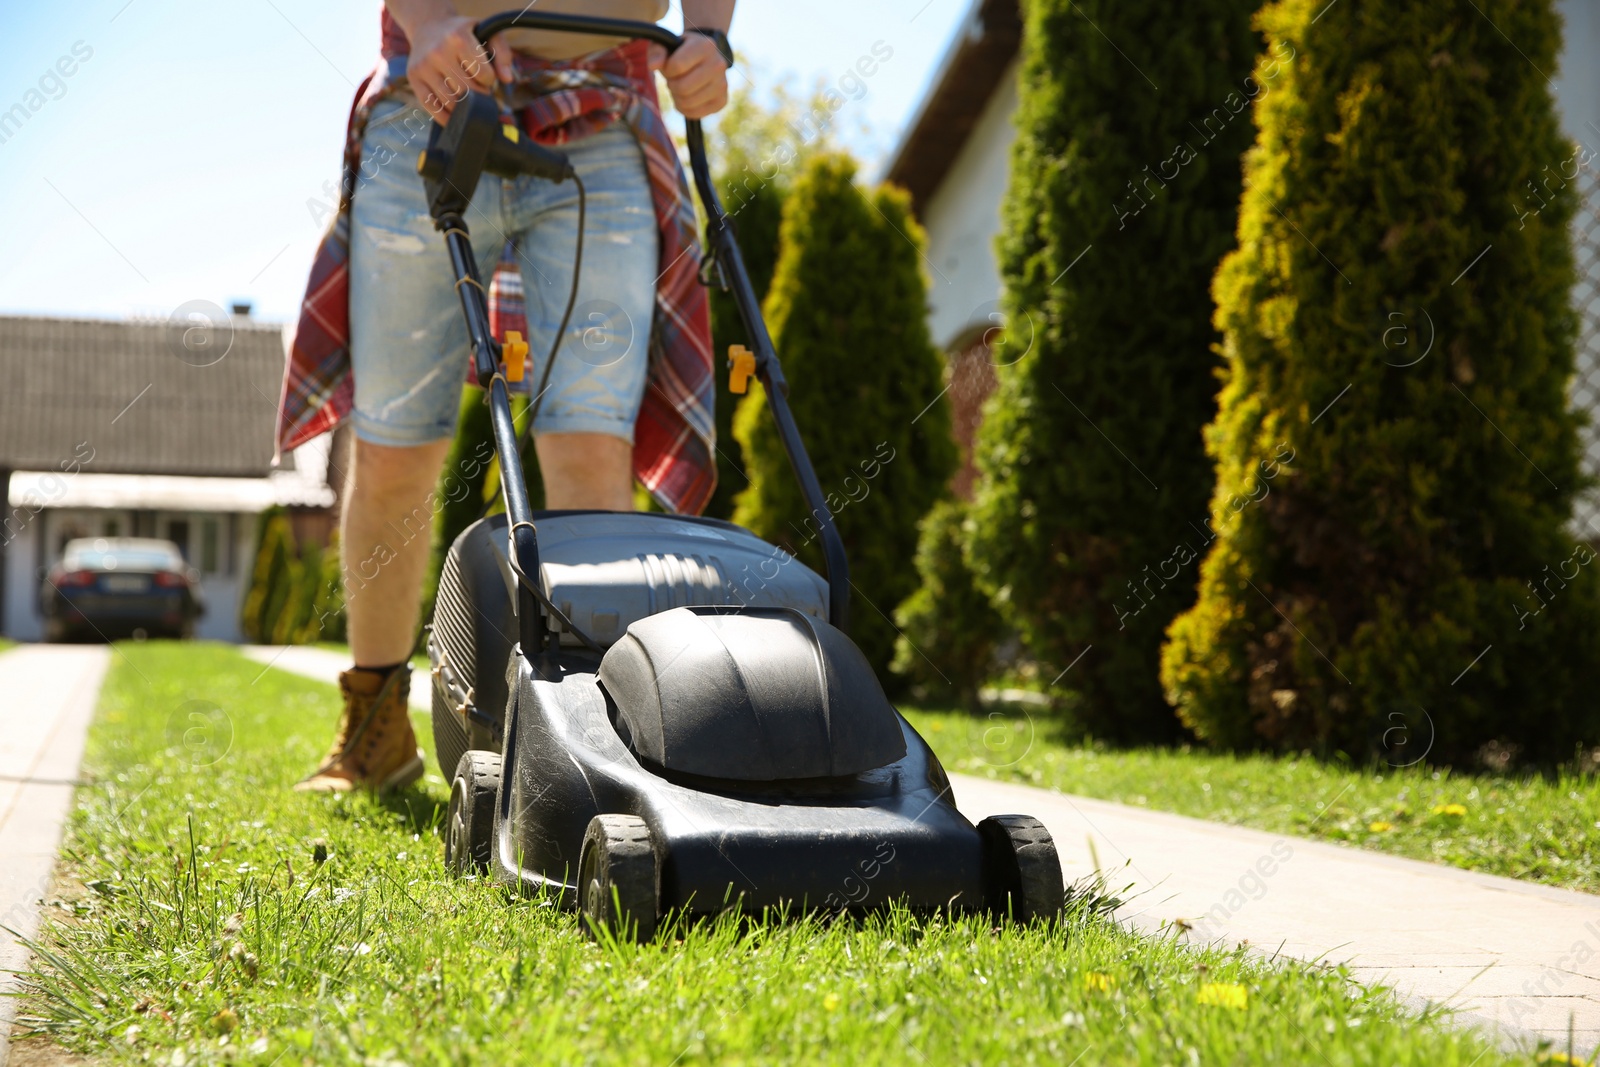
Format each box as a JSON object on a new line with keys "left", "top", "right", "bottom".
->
{"left": 468, "top": 11, "right": 851, "bottom": 634}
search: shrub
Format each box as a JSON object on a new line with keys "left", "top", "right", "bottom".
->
{"left": 1161, "top": 0, "right": 1600, "bottom": 763}
{"left": 893, "top": 500, "right": 1004, "bottom": 704}
{"left": 240, "top": 508, "right": 295, "bottom": 644}
{"left": 966, "top": 0, "right": 1263, "bottom": 743}
{"left": 705, "top": 81, "right": 838, "bottom": 518}
{"left": 733, "top": 153, "right": 956, "bottom": 678}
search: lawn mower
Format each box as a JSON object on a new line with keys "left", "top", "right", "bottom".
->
{"left": 422, "top": 10, "right": 1064, "bottom": 941}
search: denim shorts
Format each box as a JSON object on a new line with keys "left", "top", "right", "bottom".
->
{"left": 348, "top": 95, "right": 658, "bottom": 446}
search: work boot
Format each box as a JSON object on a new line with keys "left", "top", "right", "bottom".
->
{"left": 294, "top": 666, "right": 424, "bottom": 793}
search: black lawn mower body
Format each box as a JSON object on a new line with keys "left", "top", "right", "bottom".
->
{"left": 423, "top": 12, "right": 1064, "bottom": 940}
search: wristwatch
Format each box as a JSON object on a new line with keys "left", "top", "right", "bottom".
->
{"left": 686, "top": 27, "right": 734, "bottom": 67}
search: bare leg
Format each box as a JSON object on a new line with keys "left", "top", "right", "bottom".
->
{"left": 535, "top": 432, "right": 634, "bottom": 511}
{"left": 342, "top": 438, "right": 453, "bottom": 668}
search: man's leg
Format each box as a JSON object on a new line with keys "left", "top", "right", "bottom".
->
{"left": 343, "top": 438, "right": 452, "bottom": 667}
{"left": 536, "top": 433, "right": 633, "bottom": 511}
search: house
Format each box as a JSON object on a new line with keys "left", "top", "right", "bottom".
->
{"left": 0, "top": 311, "right": 337, "bottom": 642}
{"left": 886, "top": 0, "right": 1600, "bottom": 523}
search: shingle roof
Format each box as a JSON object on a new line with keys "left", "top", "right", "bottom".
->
{"left": 882, "top": 0, "right": 1021, "bottom": 215}
{"left": 0, "top": 314, "right": 293, "bottom": 477}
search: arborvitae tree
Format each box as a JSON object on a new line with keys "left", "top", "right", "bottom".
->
{"left": 966, "top": 0, "right": 1262, "bottom": 742}
{"left": 1162, "top": 0, "right": 1600, "bottom": 763}
{"left": 893, "top": 500, "right": 1005, "bottom": 705}
{"left": 241, "top": 507, "right": 294, "bottom": 644}
{"left": 422, "top": 386, "right": 540, "bottom": 620}
{"left": 733, "top": 153, "right": 956, "bottom": 678}
{"left": 304, "top": 532, "right": 347, "bottom": 643}
{"left": 705, "top": 81, "right": 838, "bottom": 518}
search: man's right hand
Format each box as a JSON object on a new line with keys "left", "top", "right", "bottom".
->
{"left": 405, "top": 14, "right": 512, "bottom": 121}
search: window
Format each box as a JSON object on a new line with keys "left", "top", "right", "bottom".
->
{"left": 101, "top": 517, "right": 120, "bottom": 537}
{"left": 200, "top": 518, "right": 219, "bottom": 575}
{"left": 167, "top": 518, "right": 191, "bottom": 561}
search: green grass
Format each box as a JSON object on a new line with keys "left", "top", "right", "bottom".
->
{"left": 16, "top": 643, "right": 1539, "bottom": 1065}
{"left": 0, "top": 637, "right": 16, "bottom": 654}
{"left": 905, "top": 705, "right": 1600, "bottom": 894}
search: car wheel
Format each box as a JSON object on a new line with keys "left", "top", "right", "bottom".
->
{"left": 578, "top": 814, "right": 658, "bottom": 944}
{"left": 444, "top": 750, "right": 501, "bottom": 877}
{"left": 979, "top": 814, "right": 1064, "bottom": 924}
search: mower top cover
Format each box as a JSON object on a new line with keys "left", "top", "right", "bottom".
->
{"left": 598, "top": 606, "right": 908, "bottom": 781}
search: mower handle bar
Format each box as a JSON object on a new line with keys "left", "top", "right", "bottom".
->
{"left": 469, "top": 11, "right": 851, "bottom": 634}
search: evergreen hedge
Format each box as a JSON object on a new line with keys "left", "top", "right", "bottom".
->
{"left": 733, "top": 153, "right": 956, "bottom": 678}
{"left": 240, "top": 508, "right": 345, "bottom": 644}
{"left": 966, "top": 0, "right": 1262, "bottom": 742}
{"left": 893, "top": 500, "right": 1004, "bottom": 704}
{"left": 705, "top": 83, "right": 837, "bottom": 518}
{"left": 1161, "top": 0, "right": 1600, "bottom": 763}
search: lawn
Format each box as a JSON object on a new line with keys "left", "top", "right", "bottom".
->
{"left": 0, "top": 638, "right": 15, "bottom": 654}
{"left": 904, "top": 705, "right": 1600, "bottom": 894}
{"left": 14, "top": 642, "right": 1531, "bottom": 1065}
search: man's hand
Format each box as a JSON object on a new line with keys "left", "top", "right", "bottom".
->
{"left": 648, "top": 35, "right": 730, "bottom": 119}
{"left": 406, "top": 15, "right": 512, "bottom": 121}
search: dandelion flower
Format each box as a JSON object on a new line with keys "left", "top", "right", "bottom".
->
{"left": 1431, "top": 803, "right": 1467, "bottom": 817}
{"left": 1368, "top": 821, "right": 1393, "bottom": 833}
{"left": 1084, "top": 972, "right": 1116, "bottom": 992}
{"left": 1197, "top": 982, "right": 1249, "bottom": 1010}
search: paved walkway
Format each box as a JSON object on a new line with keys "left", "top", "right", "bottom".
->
{"left": 12, "top": 643, "right": 1598, "bottom": 1060}
{"left": 0, "top": 644, "right": 110, "bottom": 1067}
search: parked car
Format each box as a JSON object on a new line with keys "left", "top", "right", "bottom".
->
{"left": 41, "top": 537, "right": 204, "bottom": 641}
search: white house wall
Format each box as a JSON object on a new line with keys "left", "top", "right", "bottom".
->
{"left": 919, "top": 57, "right": 1021, "bottom": 351}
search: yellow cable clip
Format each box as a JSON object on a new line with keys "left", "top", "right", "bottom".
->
{"left": 502, "top": 330, "right": 529, "bottom": 383}
{"left": 728, "top": 344, "right": 756, "bottom": 394}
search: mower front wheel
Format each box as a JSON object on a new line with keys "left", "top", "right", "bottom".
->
{"left": 979, "top": 814, "right": 1065, "bottom": 924}
{"left": 444, "top": 750, "right": 501, "bottom": 876}
{"left": 578, "top": 814, "right": 659, "bottom": 943}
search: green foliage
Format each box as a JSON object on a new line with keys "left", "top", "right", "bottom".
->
{"left": 27, "top": 641, "right": 1520, "bottom": 1067}
{"left": 1161, "top": 0, "right": 1600, "bottom": 763}
{"left": 705, "top": 80, "right": 838, "bottom": 518}
{"left": 241, "top": 509, "right": 346, "bottom": 645}
{"left": 240, "top": 508, "right": 294, "bottom": 644}
{"left": 733, "top": 153, "right": 956, "bottom": 679}
{"left": 893, "top": 501, "right": 1004, "bottom": 704}
{"left": 421, "top": 386, "right": 534, "bottom": 620}
{"left": 967, "top": 0, "right": 1262, "bottom": 743}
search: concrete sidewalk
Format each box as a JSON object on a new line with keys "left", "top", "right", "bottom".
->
{"left": 240, "top": 645, "right": 1600, "bottom": 1055}
{"left": 0, "top": 644, "right": 111, "bottom": 1067}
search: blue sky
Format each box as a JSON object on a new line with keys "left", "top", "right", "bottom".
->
{"left": 0, "top": 0, "right": 971, "bottom": 324}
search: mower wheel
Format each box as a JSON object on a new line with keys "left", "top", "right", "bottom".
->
{"left": 578, "top": 814, "right": 659, "bottom": 943}
{"left": 444, "top": 750, "right": 501, "bottom": 876}
{"left": 979, "top": 814, "right": 1064, "bottom": 924}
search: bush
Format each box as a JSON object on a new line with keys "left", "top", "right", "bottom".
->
{"left": 733, "top": 153, "right": 956, "bottom": 678}
{"left": 240, "top": 508, "right": 295, "bottom": 644}
{"left": 966, "top": 0, "right": 1262, "bottom": 743}
{"left": 1161, "top": 0, "right": 1600, "bottom": 763}
{"left": 705, "top": 81, "right": 838, "bottom": 518}
{"left": 893, "top": 500, "right": 1004, "bottom": 704}
{"left": 241, "top": 508, "right": 347, "bottom": 645}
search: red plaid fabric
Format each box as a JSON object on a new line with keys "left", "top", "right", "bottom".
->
{"left": 276, "top": 39, "right": 716, "bottom": 515}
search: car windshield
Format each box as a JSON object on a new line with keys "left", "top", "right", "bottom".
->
{"left": 63, "top": 542, "right": 183, "bottom": 571}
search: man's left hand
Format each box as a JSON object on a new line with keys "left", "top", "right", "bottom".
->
{"left": 648, "top": 35, "right": 729, "bottom": 119}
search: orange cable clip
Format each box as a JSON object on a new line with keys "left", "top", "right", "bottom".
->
{"left": 502, "top": 330, "right": 529, "bottom": 383}
{"left": 728, "top": 344, "right": 756, "bottom": 394}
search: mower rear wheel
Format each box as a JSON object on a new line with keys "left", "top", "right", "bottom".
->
{"left": 979, "top": 814, "right": 1064, "bottom": 924}
{"left": 578, "top": 814, "right": 659, "bottom": 943}
{"left": 444, "top": 750, "right": 501, "bottom": 876}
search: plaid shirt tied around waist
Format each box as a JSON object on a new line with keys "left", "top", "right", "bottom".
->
{"left": 275, "top": 39, "right": 717, "bottom": 515}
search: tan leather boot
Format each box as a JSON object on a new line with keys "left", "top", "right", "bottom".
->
{"left": 294, "top": 667, "right": 424, "bottom": 793}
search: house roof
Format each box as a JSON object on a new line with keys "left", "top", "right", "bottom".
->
{"left": 0, "top": 314, "right": 293, "bottom": 478}
{"left": 883, "top": 0, "right": 1021, "bottom": 215}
